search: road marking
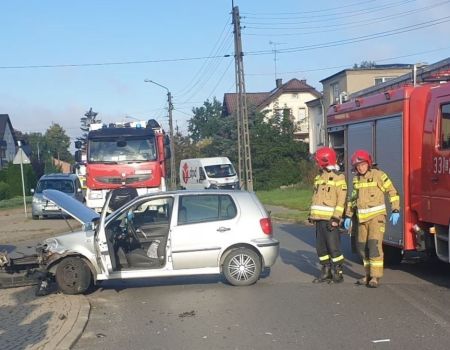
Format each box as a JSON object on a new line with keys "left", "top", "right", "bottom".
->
{"left": 372, "top": 339, "right": 390, "bottom": 343}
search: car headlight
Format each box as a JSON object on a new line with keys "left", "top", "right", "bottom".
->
{"left": 88, "top": 191, "right": 103, "bottom": 200}
{"left": 32, "top": 197, "right": 44, "bottom": 204}
{"left": 43, "top": 238, "right": 59, "bottom": 251}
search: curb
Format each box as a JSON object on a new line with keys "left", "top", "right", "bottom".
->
{"left": 42, "top": 295, "right": 91, "bottom": 350}
{"left": 57, "top": 297, "right": 91, "bottom": 350}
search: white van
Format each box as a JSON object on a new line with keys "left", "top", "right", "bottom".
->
{"left": 179, "top": 157, "right": 239, "bottom": 190}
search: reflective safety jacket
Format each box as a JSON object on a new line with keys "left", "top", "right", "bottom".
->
{"left": 346, "top": 168, "right": 400, "bottom": 223}
{"left": 310, "top": 170, "right": 347, "bottom": 221}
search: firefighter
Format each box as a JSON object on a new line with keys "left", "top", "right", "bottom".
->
{"left": 309, "top": 147, "right": 347, "bottom": 283}
{"left": 344, "top": 150, "right": 400, "bottom": 288}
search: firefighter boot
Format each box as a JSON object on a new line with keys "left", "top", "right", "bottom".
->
{"left": 332, "top": 264, "right": 344, "bottom": 283}
{"left": 368, "top": 277, "right": 380, "bottom": 288}
{"left": 355, "top": 276, "right": 370, "bottom": 286}
{"left": 313, "top": 264, "right": 332, "bottom": 283}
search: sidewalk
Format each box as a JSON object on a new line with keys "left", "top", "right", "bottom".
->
{"left": 0, "top": 207, "right": 89, "bottom": 350}
{"left": 0, "top": 285, "right": 90, "bottom": 350}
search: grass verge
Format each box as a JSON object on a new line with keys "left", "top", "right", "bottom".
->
{"left": 0, "top": 196, "right": 32, "bottom": 209}
{"left": 256, "top": 187, "right": 312, "bottom": 223}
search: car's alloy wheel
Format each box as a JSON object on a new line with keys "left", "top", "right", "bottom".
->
{"left": 55, "top": 257, "right": 92, "bottom": 295}
{"left": 223, "top": 248, "right": 261, "bottom": 286}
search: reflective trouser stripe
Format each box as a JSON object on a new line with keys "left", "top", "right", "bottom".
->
{"left": 332, "top": 255, "right": 344, "bottom": 263}
{"left": 319, "top": 254, "right": 330, "bottom": 262}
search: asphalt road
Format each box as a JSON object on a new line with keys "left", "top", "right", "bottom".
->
{"left": 73, "top": 222, "right": 450, "bottom": 350}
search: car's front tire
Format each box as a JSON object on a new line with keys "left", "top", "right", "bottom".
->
{"left": 223, "top": 248, "right": 261, "bottom": 286}
{"left": 55, "top": 257, "right": 92, "bottom": 295}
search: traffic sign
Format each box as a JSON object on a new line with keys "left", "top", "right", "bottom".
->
{"left": 13, "top": 148, "right": 30, "bottom": 165}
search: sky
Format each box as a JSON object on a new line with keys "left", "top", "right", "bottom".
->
{"left": 1, "top": 0, "right": 450, "bottom": 147}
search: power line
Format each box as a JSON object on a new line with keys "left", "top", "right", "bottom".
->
{"left": 246, "top": 46, "right": 450, "bottom": 77}
{"left": 2, "top": 13, "right": 449, "bottom": 72}
{"left": 242, "top": 0, "right": 377, "bottom": 15}
{"left": 175, "top": 17, "right": 232, "bottom": 97}
{"left": 0, "top": 54, "right": 231, "bottom": 70}
{"left": 243, "top": 1, "right": 450, "bottom": 34}
{"left": 242, "top": 0, "right": 415, "bottom": 20}
{"left": 245, "top": 15, "right": 450, "bottom": 56}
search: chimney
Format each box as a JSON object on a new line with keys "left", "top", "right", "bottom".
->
{"left": 276, "top": 78, "right": 282, "bottom": 88}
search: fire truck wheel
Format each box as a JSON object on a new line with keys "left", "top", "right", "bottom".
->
{"left": 55, "top": 257, "right": 92, "bottom": 295}
{"left": 383, "top": 244, "right": 403, "bottom": 266}
{"left": 223, "top": 248, "right": 261, "bottom": 286}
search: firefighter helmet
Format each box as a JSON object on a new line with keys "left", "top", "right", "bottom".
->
{"left": 315, "top": 147, "right": 337, "bottom": 168}
{"left": 351, "top": 149, "right": 373, "bottom": 167}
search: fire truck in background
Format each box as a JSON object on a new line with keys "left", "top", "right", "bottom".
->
{"left": 75, "top": 119, "right": 170, "bottom": 212}
{"left": 327, "top": 82, "right": 450, "bottom": 264}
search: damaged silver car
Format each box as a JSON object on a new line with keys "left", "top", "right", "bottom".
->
{"left": 0, "top": 189, "right": 279, "bottom": 294}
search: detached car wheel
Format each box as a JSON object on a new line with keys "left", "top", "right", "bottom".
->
{"left": 223, "top": 248, "right": 261, "bottom": 286}
{"left": 55, "top": 257, "right": 92, "bottom": 295}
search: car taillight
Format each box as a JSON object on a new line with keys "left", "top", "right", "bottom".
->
{"left": 260, "top": 218, "right": 273, "bottom": 235}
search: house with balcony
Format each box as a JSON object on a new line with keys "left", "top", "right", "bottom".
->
{"left": 222, "top": 78, "right": 321, "bottom": 143}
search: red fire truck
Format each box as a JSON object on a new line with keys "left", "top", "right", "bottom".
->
{"left": 75, "top": 119, "right": 170, "bottom": 212}
{"left": 327, "top": 82, "right": 450, "bottom": 264}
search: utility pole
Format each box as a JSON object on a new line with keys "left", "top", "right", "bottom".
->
{"left": 144, "top": 79, "right": 176, "bottom": 190}
{"left": 167, "top": 91, "right": 176, "bottom": 190}
{"left": 232, "top": 4, "right": 253, "bottom": 191}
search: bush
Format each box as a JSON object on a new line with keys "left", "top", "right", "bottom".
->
{"left": 0, "top": 163, "right": 37, "bottom": 196}
{"left": 0, "top": 181, "right": 12, "bottom": 200}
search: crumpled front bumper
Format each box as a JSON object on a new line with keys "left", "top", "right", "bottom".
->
{"left": 0, "top": 243, "right": 47, "bottom": 289}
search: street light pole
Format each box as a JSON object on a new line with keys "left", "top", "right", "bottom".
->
{"left": 144, "top": 79, "right": 176, "bottom": 190}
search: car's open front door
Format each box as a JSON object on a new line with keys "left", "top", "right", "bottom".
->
{"left": 94, "top": 191, "right": 114, "bottom": 277}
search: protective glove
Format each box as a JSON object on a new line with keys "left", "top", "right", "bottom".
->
{"left": 344, "top": 217, "right": 352, "bottom": 230}
{"left": 389, "top": 212, "right": 400, "bottom": 226}
{"left": 326, "top": 217, "right": 340, "bottom": 231}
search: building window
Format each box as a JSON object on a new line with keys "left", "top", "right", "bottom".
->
{"left": 331, "top": 82, "right": 340, "bottom": 103}
{"left": 440, "top": 104, "right": 450, "bottom": 149}
{"left": 374, "top": 76, "right": 396, "bottom": 85}
{"left": 274, "top": 108, "right": 291, "bottom": 119}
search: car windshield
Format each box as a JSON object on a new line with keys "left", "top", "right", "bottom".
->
{"left": 204, "top": 164, "right": 236, "bottom": 178}
{"left": 36, "top": 179, "right": 74, "bottom": 194}
{"left": 88, "top": 137, "right": 157, "bottom": 163}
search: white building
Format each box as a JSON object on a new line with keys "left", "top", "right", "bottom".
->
{"left": 223, "top": 78, "right": 321, "bottom": 143}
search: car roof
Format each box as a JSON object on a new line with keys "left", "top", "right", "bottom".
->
{"left": 39, "top": 173, "right": 78, "bottom": 180}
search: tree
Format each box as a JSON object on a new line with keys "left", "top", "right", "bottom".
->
{"left": 77, "top": 108, "right": 100, "bottom": 150}
{"left": 186, "top": 97, "right": 312, "bottom": 190}
{"left": 45, "top": 123, "right": 73, "bottom": 163}
{"left": 187, "top": 98, "right": 238, "bottom": 163}
{"left": 250, "top": 110, "right": 309, "bottom": 190}
{"left": 353, "top": 60, "right": 376, "bottom": 69}
{"left": 188, "top": 98, "right": 225, "bottom": 142}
